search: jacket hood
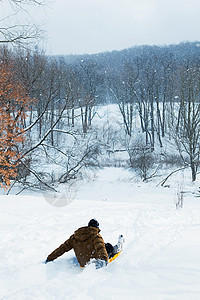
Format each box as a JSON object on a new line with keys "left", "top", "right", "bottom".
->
{"left": 74, "top": 226, "right": 100, "bottom": 242}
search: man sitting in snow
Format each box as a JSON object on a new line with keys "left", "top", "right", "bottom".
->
{"left": 45, "top": 219, "right": 124, "bottom": 268}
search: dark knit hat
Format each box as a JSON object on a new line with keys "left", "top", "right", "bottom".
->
{"left": 88, "top": 218, "right": 99, "bottom": 228}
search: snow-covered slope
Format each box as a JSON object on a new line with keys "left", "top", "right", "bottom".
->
{"left": 0, "top": 168, "right": 200, "bottom": 300}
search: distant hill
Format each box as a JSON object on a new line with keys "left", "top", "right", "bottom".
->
{"left": 54, "top": 41, "right": 200, "bottom": 70}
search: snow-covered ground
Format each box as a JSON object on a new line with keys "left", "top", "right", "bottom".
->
{"left": 0, "top": 167, "right": 200, "bottom": 300}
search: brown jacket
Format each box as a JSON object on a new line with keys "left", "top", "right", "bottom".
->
{"left": 47, "top": 226, "right": 108, "bottom": 267}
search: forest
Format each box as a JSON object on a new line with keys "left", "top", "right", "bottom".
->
{"left": 0, "top": 41, "right": 200, "bottom": 192}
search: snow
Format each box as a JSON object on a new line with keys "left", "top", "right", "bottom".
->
{"left": 0, "top": 167, "right": 200, "bottom": 299}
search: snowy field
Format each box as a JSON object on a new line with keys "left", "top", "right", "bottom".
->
{"left": 0, "top": 167, "right": 200, "bottom": 300}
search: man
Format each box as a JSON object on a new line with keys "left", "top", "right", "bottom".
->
{"left": 45, "top": 219, "right": 124, "bottom": 268}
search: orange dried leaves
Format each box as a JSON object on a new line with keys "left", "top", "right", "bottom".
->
{"left": 0, "top": 61, "right": 32, "bottom": 189}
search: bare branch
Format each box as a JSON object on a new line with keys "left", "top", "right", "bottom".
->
{"left": 18, "top": 159, "right": 58, "bottom": 192}
{"left": 41, "top": 143, "right": 73, "bottom": 158}
{"left": 58, "top": 149, "right": 92, "bottom": 183}
{"left": 156, "top": 166, "right": 188, "bottom": 187}
{"left": 52, "top": 129, "right": 78, "bottom": 140}
{"left": 0, "top": 24, "right": 43, "bottom": 46}
{"left": 0, "top": 0, "right": 45, "bottom": 45}
{"left": 6, "top": 0, "right": 46, "bottom": 6}
{"left": 22, "top": 103, "right": 67, "bottom": 157}
{"left": 16, "top": 96, "right": 52, "bottom": 136}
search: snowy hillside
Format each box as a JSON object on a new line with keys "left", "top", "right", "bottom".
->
{"left": 0, "top": 167, "right": 200, "bottom": 299}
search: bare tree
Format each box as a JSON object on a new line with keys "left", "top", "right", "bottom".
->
{"left": 126, "top": 136, "right": 157, "bottom": 181}
{"left": 169, "top": 63, "right": 200, "bottom": 181}
{"left": 0, "top": 0, "right": 44, "bottom": 45}
{"left": 108, "top": 61, "right": 139, "bottom": 137}
{"left": 153, "top": 53, "right": 175, "bottom": 146}
{"left": 78, "top": 59, "right": 99, "bottom": 134}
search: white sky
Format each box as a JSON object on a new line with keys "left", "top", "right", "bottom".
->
{"left": 1, "top": 0, "right": 200, "bottom": 55}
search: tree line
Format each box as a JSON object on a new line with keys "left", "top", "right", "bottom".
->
{"left": 0, "top": 41, "right": 200, "bottom": 191}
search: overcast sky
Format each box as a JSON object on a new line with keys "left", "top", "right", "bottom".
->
{"left": 2, "top": 0, "right": 200, "bottom": 55}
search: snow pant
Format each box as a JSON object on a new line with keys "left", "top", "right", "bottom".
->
{"left": 105, "top": 243, "right": 115, "bottom": 259}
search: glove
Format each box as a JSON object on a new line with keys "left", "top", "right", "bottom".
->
{"left": 44, "top": 259, "right": 50, "bottom": 264}
{"left": 95, "top": 259, "right": 108, "bottom": 269}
